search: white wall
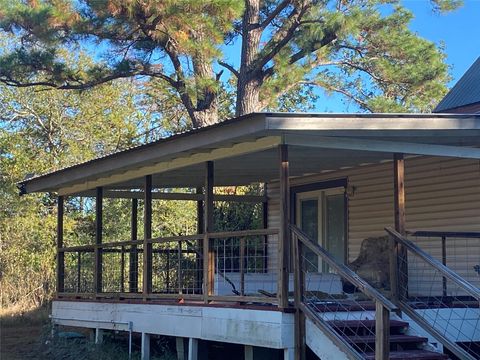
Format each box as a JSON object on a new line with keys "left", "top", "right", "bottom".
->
{"left": 51, "top": 300, "right": 295, "bottom": 349}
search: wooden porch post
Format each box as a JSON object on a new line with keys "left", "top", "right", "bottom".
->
{"left": 278, "top": 144, "right": 290, "bottom": 309}
{"left": 293, "top": 232, "right": 306, "bottom": 360}
{"left": 375, "top": 302, "right": 390, "bottom": 360}
{"left": 143, "top": 175, "right": 153, "bottom": 297}
{"left": 196, "top": 187, "right": 204, "bottom": 233}
{"left": 393, "top": 153, "right": 407, "bottom": 301}
{"left": 394, "top": 153, "right": 406, "bottom": 235}
{"left": 57, "top": 195, "right": 64, "bottom": 294}
{"left": 196, "top": 187, "right": 204, "bottom": 294}
{"left": 130, "top": 198, "right": 138, "bottom": 292}
{"left": 263, "top": 183, "right": 269, "bottom": 272}
{"left": 203, "top": 161, "right": 214, "bottom": 302}
{"left": 95, "top": 187, "right": 103, "bottom": 294}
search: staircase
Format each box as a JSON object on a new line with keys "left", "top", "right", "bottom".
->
{"left": 328, "top": 319, "right": 448, "bottom": 360}
{"left": 292, "top": 225, "right": 479, "bottom": 360}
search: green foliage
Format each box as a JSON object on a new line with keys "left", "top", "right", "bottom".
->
{"left": 0, "top": 0, "right": 462, "bottom": 126}
{"left": 214, "top": 185, "right": 264, "bottom": 232}
{"left": 0, "top": 54, "right": 151, "bottom": 307}
{"left": 312, "top": 5, "right": 450, "bottom": 112}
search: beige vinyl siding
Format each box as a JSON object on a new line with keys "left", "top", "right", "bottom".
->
{"left": 266, "top": 183, "right": 281, "bottom": 274}
{"left": 267, "top": 157, "right": 480, "bottom": 283}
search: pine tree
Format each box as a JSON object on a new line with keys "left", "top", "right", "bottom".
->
{"left": 0, "top": 0, "right": 461, "bottom": 127}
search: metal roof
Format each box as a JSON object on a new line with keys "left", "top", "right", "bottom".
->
{"left": 18, "top": 112, "right": 480, "bottom": 195}
{"left": 434, "top": 57, "right": 480, "bottom": 112}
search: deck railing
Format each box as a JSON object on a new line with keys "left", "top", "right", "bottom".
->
{"left": 407, "top": 230, "right": 480, "bottom": 297}
{"left": 58, "top": 229, "right": 279, "bottom": 304}
{"left": 386, "top": 227, "right": 480, "bottom": 360}
{"left": 292, "top": 225, "right": 398, "bottom": 360}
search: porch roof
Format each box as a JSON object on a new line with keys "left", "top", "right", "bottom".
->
{"left": 18, "top": 112, "right": 480, "bottom": 196}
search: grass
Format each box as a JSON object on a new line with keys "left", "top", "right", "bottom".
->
{"left": 0, "top": 305, "right": 176, "bottom": 360}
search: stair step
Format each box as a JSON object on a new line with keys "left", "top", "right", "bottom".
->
{"left": 311, "top": 301, "right": 377, "bottom": 312}
{"left": 346, "top": 334, "right": 428, "bottom": 345}
{"left": 364, "top": 350, "right": 449, "bottom": 359}
{"left": 328, "top": 319, "right": 409, "bottom": 331}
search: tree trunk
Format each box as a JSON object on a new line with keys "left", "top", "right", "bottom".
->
{"left": 235, "top": 0, "right": 263, "bottom": 117}
{"left": 193, "top": 107, "right": 218, "bottom": 128}
{"left": 191, "top": 38, "right": 219, "bottom": 127}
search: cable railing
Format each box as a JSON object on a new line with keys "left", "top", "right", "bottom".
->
{"left": 386, "top": 227, "right": 480, "bottom": 360}
{"left": 291, "top": 224, "right": 398, "bottom": 360}
{"left": 58, "top": 228, "right": 279, "bottom": 304}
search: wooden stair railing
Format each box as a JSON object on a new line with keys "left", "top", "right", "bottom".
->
{"left": 386, "top": 227, "right": 480, "bottom": 360}
{"left": 291, "top": 224, "right": 398, "bottom": 360}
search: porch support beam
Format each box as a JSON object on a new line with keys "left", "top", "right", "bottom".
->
{"left": 284, "top": 135, "right": 480, "bottom": 159}
{"left": 278, "top": 144, "right": 290, "bottom": 309}
{"left": 95, "top": 328, "right": 104, "bottom": 344}
{"left": 94, "top": 187, "right": 103, "bottom": 294}
{"left": 188, "top": 338, "right": 198, "bottom": 360}
{"left": 57, "top": 195, "right": 64, "bottom": 293}
{"left": 130, "top": 198, "right": 138, "bottom": 293}
{"left": 293, "top": 231, "right": 306, "bottom": 360}
{"left": 394, "top": 153, "right": 406, "bottom": 235}
{"left": 245, "top": 345, "right": 254, "bottom": 360}
{"left": 143, "top": 175, "right": 153, "bottom": 297}
{"left": 141, "top": 332, "right": 151, "bottom": 360}
{"left": 203, "top": 162, "right": 214, "bottom": 302}
{"left": 76, "top": 191, "right": 267, "bottom": 203}
{"left": 176, "top": 337, "right": 187, "bottom": 360}
{"left": 196, "top": 187, "right": 204, "bottom": 294}
{"left": 392, "top": 153, "right": 407, "bottom": 302}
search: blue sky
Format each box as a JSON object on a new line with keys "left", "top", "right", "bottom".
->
{"left": 298, "top": 0, "right": 480, "bottom": 112}
{"left": 405, "top": 0, "right": 480, "bottom": 85}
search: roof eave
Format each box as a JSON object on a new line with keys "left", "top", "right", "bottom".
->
{"left": 19, "top": 113, "right": 268, "bottom": 194}
{"left": 19, "top": 113, "right": 480, "bottom": 195}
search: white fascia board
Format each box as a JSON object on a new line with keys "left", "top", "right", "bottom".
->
{"left": 285, "top": 135, "right": 480, "bottom": 159}
{"left": 266, "top": 114, "right": 480, "bottom": 131}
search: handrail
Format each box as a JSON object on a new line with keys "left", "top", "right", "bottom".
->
{"left": 291, "top": 224, "right": 398, "bottom": 312}
{"left": 58, "top": 228, "right": 277, "bottom": 301}
{"left": 386, "top": 227, "right": 480, "bottom": 300}
{"left": 408, "top": 230, "right": 480, "bottom": 239}
{"left": 59, "top": 228, "right": 278, "bottom": 252}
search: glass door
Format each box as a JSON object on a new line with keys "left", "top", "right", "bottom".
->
{"left": 296, "top": 187, "right": 346, "bottom": 272}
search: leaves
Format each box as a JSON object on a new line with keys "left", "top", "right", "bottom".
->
{"left": 0, "top": 49, "right": 151, "bottom": 308}
{"left": 0, "top": 0, "right": 462, "bottom": 122}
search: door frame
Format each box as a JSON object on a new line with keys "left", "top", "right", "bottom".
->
{"left": 290, "top": 178, "right": 349, "bottom": 266}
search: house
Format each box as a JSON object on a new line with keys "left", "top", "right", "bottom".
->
{"left": 19, "top": 112, "right": 480, "bottom": 360}
{"left": 434, "top": 57, "right": 480, "bottom": 114}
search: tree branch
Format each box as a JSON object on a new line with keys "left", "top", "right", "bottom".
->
{"left": 0, "top": 67, "right": 178, "bottom": 90}
{"left": 256, "top": 6, "right": 306, "bottom": 70}
{"left": 218, "top": 61, "right": 239, "bottom": 78}
{"left": 302, "top": 80, "right": 373, "bottom": 111}
{"left": 259, "top": 0, "right": 292, "bottom": 29}
{"left": 288, "top": 29, "right": 337, "bottom": 65}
